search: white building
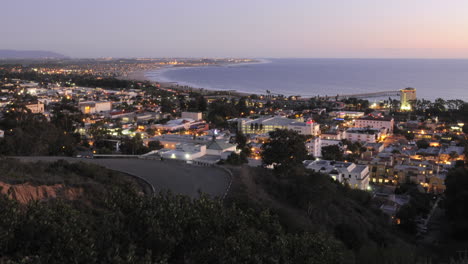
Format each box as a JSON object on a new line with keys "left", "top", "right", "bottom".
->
{"left": 79, "top": 101, "right": 112, "bottom": 114}
{"left": 160, "top": 144, "right": 207, "bottom": 161}
{"left": 321, "top": 139, "right": 343, "bottom": 148}
{"left": 238, "top": 116, "right": 320, "bottom": 136}
{"left": 346, "top": 128, "right": 382, "bottom": 143}
{"left": 155, "top": 118, "right": 205, "bottom": 131}
{"left": 181, "top": 112, "right": 203, "bottom": 120}
{"left": 147, "top": 134, "right": 207, "bottom": 149}
{"left": 306, "top": 160, "right": 370, "bottom": 190}
{"left": 321, "top": 130, "right": 346, "bottom": 140}
{"left": 158, "top": 137, "right": 237, "bottom": 165}
{"left": 149, "top": 134, "right": 236, "bottom": 155}
{"left": 306, "top": 138, "right": 344, "bottom": 158}
{"left": 355, "top": 115, "right": 394, "bottom": 134}
{"left": 205, "top": 139, "right": 237, "bottom": 155}
{"left": 306, "top": 137, "right": 321, "bottom": 158}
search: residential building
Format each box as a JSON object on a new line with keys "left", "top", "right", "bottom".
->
{"left": 305, "top": 137, "right": 321, "bottom": 158}
{"left": 25, "top": 102, "right": 45, "bottom": 114}
{"left": 439, "top": 146, "right": 465, "bottom": 163}
{"left": 321, "top": 130, "right": 346, "bottom": 140}
{"left": 346, "top": 128, "right": 382, "bottom": 143}
{"left": 355, "top": 115, "right": 394, "bottom": 134}
{"left": 363, "top": 142, "right": 385, "bottom": 153}
{"left": 427, "top": 174, "right": 447, "bottom": 194}
{"left": 306, "top": 138, "right": 344, "bottom": 158}
{"left": 321, "top": 139, "right": 343, "bottom": 149}
{"left": 360, "top": 153, "right": 396, "bottom": 184}
{"left": 306, "top": 160, "right": 370, "bottom": 190}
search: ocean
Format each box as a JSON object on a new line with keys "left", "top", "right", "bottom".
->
{"left": 145, "top": 58, "right": 468, "bottom": 101}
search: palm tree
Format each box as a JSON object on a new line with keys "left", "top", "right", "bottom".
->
{"left": 434, "top": 98, "right": 446, "bottom": 112}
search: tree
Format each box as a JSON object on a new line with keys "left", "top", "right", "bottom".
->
{"left": 196, "top": 95, "right": 208, "bottom": 112}
{"left": 449, "top": 151, "right": 459, "bottom": 160}
{"left": 261, "top": 129, "right": 307, "bottom": 172}
{"left": 321, "top": 145, "right": 344, "bottom": 161}
{"left": 416, "top": 139, "right": 429, "bottom": 149}
{"left": 148, "top": 140, "right": 163, "bottom": 151}
{"left": 234, "top": 131, "right": 252, "bottom": 158}
{"left": 396, "top": 204, "right": 417, "bottom": 234}
{"left": 0, "top": 185, "right": 345, "bottom": 263}
{"left": 235, "top": 131, "right": 247, "bottom": 150}
{"left": 178, "top": 95, "right": 188, "bottom": 111}
{"left": 236, "top": 97, "right": 249, "bottom": 115}
{"left": 146, "top": 128, "right": 156, "bottom": 137}
{"left": 445, "top": 168, "right": 468, "bottom": 238}
{"left": 160, "top": 98, "right": 175, "bottom": 113}
{"left": 434, "top": 98, "right": 446, "bottom": 112}
{"left": 225, "top": 152, "right": 248, "bottom": 165}
{"left": 206, "top": 99, "right": 239, "bottom": 128}
{"left": 120, "top": 134, "right": 149, "bottom": 155}
{"left": 0, "top": 111, "right": 79, "bottom": 156}
{"left": 404, "top": 131, "right": 415, "bottom": 141}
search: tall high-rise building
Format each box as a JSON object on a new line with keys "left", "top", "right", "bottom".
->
{"left": 400, "top": 87, "right": 416, "bottom": 111}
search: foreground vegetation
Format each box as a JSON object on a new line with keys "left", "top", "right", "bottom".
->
{"left": 0, "top": 159, "right": 345, "bottom": 264}
{"left": 226, "top": 165, "right": 423, "bottom": 264}
{"left": 1, "top": 154, "right": 468, "bottom": 263}
{"left": 0, "top": 189, "right": 346, "bottom": 264}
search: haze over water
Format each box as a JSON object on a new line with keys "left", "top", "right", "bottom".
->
{"left": 146, "top": 59, "right": 468, "bottom": 101}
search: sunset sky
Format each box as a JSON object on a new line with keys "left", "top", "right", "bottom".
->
{"left": 2, "top": 0, "right": 468, "bottom": 58}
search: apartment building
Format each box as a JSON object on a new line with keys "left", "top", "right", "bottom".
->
{"left": 306, "top": 160, "right": 370, "bottom": 190}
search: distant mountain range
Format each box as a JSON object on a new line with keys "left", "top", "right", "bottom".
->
{"left": 0, "top": 49, "right": 68, "bottom": 59}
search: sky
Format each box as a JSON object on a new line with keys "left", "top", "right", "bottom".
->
{"left": 2, "top": 0, "right": 468, "bottom": 58}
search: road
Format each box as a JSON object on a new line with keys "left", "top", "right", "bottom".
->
{"left": 15, "top": 157, "right": 230, "bottom": 198}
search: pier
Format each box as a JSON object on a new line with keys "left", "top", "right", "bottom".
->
{"left": 306, "top": 90, "right": 401, "bottom": 100}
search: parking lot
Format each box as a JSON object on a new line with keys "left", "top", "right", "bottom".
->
{"left": 16, "top": 157, "right": 230, "bottom": 198}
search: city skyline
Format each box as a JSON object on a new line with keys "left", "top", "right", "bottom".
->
{"left": 2, "top": 0, "right": 468, "bottom": 58}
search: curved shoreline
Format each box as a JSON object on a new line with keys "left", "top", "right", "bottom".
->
{"left": 124, "top": 58, "right": 468, "bottom": 101}
{"left": 144, "top": 59, "right": 272, "bottom": 95}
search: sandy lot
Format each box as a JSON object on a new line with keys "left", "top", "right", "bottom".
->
{"left": 15, "top": 157, "right": 229, "bottom": 198}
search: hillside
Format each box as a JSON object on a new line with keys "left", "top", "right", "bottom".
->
{"left": 0, "top": 158, "right": 150, "bottom": 203}
{"left": 0, "top": 49, "right": 67, "bottom": 59}
{"left": 0, "top": 158, "right": 345, "bottom": 263}
{"left": 225, "top": 165, "right": 422, "bottom": 263}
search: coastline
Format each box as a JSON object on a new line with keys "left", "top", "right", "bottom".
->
{"left": 119, "top": 60, "right": 267, "bottom": 97}
{"left": 116, "top": 60, "right": 398, "bottom": 100}
{"left": 118, "top": 58, "right": 467, "bottom": 101}
{"left": 117, "top": 69, "right": 155, "bottom": 82}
